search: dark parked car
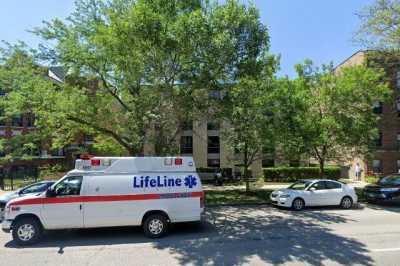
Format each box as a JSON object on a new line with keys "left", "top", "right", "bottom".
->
{"left": 364, "top": 175, "right": 400, "bottom": 204}
{"left": 0, "top": 180, "right": 56, "bottom": 221}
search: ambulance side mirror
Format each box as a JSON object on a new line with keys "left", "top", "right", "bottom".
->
{"left": 46, "top": 188, "right": 56, "bottom": 198}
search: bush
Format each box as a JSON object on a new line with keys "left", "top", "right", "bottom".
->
{"left": 365, "top": 175, "right": 380, "bottom": 184}
{"left": 263, "top": 166, "right": 341, "bottom": 182}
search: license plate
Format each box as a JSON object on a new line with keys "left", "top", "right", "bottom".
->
{"left": 367, "top": 193, "right": 376, "bottom": 197}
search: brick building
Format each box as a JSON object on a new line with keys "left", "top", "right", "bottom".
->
{"left": 336, "top": 50, "right": 400, "bottom": 177}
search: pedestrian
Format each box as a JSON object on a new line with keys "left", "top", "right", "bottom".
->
{"left": 355, "top": 163, "right": 362, "bottom": 181}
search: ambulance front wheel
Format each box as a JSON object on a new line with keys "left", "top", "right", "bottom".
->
{"left": 143, "top": 213, "right": 169, "bottom": 238}
{"left": 12, "top": 217, "right": 43, "bottom": 246}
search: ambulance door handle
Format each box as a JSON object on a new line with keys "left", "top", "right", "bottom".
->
{"left": 79, "top": 204, "right": 82, "bottom": 211}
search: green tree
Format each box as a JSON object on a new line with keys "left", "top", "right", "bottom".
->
{"left": 1, "top": 0, "right": 272, "bottom": 156}
{"left": 274, "top": 60, "right": 391, "bottom": 175}
{"left": 354, "top": 0, "right": 400, "bottom": 49}
{"left": 223, "top": 76, "right": 276, "bottom": 192}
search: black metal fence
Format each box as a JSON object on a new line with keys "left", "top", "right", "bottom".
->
{"left": 0, "top": 165, "right": 39, "bottom": 191}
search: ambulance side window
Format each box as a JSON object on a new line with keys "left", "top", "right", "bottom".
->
{"left": 53, "top": 176, "right": 83, "bottom": 196}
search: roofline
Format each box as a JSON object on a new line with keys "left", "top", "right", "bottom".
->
{"left": 334, "top": 50, "right": 367, "bottom": 71}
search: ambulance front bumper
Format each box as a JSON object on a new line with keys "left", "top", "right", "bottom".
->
{"left": 2, "top": 219, "right": 12, "bottom": 233}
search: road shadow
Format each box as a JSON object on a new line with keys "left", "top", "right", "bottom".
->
{"left": 155, "top": 206, "right": 372, "bottom": 266}
{"left": 363, "top": 202, "right": 400, "bottom": 214}
{"left": 4, "top": 206, "right": 373, "bottom": 266}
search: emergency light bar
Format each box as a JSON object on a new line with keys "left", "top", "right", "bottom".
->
{"left": 74, "top": 157, "right": 194, "bottom": 173}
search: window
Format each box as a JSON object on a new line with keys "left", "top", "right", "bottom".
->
{"left": 288, "top": 180, "right": 313, "bottom": 190}
{"left": 262, "top": 145, "right": 275, "bottom": 155}
{"left": 180, "top": 136, "right": 193, "bottom": 154}
{"left": 372, "top": 102, "right": 383, "bottom": 114}
{"left": 207, "top": 122, "right": 220, "bottom": 131}
{"left": 262, "top": 159, "right": 275, "bottom": 167}
{"left": 375, "top": 132, "right": 382, "bottom": 147}
{"left": 207, "top": 159, "right": 220, "bottom": 167}
{"left": 52, "top": 176, "right": 83, "bottom": 196}
{"left": 0, "top": 109, "right": 5, "bottom": 127}
{"left": 310, "top": 181, "right": 326, "bottom": 190}
{"left": 397, "top": 160, "right": 400, "bottom": 173}
{"left": 372, "top": 160, "right": 382, "bottom": 173}
{"left": 396, "top": 98, "right": 400, "bottom": 116}
{"left": 83, "top": 134, "right": 94, "bottom": 144}
{"left": 207, "top": 136, "right": 220, "bottom": 153}
{"left": 397, "top": 133, "right": 400, "bottom": 150}
{"left": 26, "top": 114, "right": 35, "bottom": 127}
{"left": 11, "top": 115, "right": 23, "bottom": 127}
{"left": 325, "top": 181, "right": 342, "bottom": 189}
{"left": 379, "top": 175, "right": 400, "bottom": 186}
{"left": 396, "top": 71, "right": 400, "bottom": 91}
{"left": 181, "top": 121, "right": 193, "bottom": 131}
{"left": 20, "top": 182, "right": 52, "bottom": 195}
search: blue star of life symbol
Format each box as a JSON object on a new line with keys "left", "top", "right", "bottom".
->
{"left": 184, "top": 175, "right": 197, "bottom": 188}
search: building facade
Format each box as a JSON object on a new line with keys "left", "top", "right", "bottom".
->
{"left": 336, "top": 50, "right": 400, "bottom": 177}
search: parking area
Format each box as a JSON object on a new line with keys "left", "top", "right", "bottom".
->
{"left": 0, "top": 204, "right": 399, "bottom": 266}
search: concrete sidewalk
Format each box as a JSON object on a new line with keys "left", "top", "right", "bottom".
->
{"left": 203, "top": 181, "right": 369, "bottom": 191}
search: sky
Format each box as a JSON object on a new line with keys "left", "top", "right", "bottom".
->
{"left": 0, "top": 0, "right": 374, "bottom": 78}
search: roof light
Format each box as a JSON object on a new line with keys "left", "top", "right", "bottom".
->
{"left": 91, "top": 159, "right": 101, "bottom": 166}
{"left": 175, "top": 158, "right": 183, "bottom": 165}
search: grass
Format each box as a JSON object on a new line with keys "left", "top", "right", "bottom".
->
{"left": 205, "top": 189, "right": 272, "bottom": 206}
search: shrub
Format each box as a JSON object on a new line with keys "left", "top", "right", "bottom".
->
{"left": 365, "top": 175, "right": 380, "bottom": 184}
{"left": 263, "top": 166, "right": 341, "bottom": 182}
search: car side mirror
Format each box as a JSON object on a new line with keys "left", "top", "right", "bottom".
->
{"left": 46, "top": 188, "right": 56, "bottom": 198}
{"left": 309, "top": 187, "right": 316, "bottom": 192}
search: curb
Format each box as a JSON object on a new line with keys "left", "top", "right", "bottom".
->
{"left": 206, "top": 202, "right": 271, "bottom": 208}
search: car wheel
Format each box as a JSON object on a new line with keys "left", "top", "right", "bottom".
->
{"left": 292, "top": 198, "right": 305, "bottom": 211}
{"left": 340, "top": 196, "right": 353, "bottom": 209}
{"left": 143, "top": 214, "right": 168, "bottom": 238}
{"left": 12, "top": 217, "right": 42, "bottom": 246}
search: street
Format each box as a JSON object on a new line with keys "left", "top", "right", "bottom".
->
{"left": 0, "top": 204, "right": 399, "bottom": 266}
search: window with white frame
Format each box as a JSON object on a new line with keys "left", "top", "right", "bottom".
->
{"left": 372, "top": 160, "right": 382, "bottom": 173}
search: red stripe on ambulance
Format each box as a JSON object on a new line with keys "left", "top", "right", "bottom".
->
{"left": 9, "top": 191, "right": 204, "bottom": 206}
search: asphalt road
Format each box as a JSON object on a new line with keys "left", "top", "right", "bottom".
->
{"left": 0, "top": 204, "right": 399, "bottom": 266}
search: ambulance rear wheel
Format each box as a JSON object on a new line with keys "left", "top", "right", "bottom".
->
{"left": 143, "top": 214, "right": 168, "bottom": 238}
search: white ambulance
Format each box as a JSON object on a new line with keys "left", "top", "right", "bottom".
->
{"left": 2, "top": 156, "right": 204, "bottom": 246}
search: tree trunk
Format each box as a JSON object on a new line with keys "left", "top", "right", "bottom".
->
{"left": 319, "top": 159, "right": 325, "bottom": 178}
{"left": 244, "top": 142, "right": 250, "bottom": 193}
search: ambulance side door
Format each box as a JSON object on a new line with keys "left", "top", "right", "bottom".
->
{"left": 41, "top": 176, "right": 84, "bottom": 229}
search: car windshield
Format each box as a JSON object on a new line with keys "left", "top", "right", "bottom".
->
{"left": 378, "top": 175, "right": 400, "bottom": 186}
{"left": 288, "top": 181, "right": 313, "bottom": 190}
{"left": 21, "top": 182, "right": 51, "bottom": 194}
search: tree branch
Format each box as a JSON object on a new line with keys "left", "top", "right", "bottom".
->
{"left": 66, "top": 115, "right": 134, "bottom": 154}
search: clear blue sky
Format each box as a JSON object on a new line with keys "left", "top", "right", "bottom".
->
{"left": 0, "top": 0, "right": 374, "bottom": 77}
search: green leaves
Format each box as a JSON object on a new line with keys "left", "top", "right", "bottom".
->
{"left": 274, "top": 60, "right": 391, "bottom": 172}
{"left": 1, "top": 0, "right": 272, "bottom": 157}
{"left": 355, "top": 0, "right": 400, "bottom": 49}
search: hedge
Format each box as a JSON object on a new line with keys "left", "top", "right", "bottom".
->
{"left": 263, "top": 166, "right": 341, "bottom": 182}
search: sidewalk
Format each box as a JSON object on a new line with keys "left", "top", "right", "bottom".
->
{"left": 203, "top": 181, "right": 369, "bottom": 191}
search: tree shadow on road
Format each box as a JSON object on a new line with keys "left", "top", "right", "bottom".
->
{"left": 363, "top": 202, "right": 400, "bottom": 214}
{"left": 4, "top": 206, "right": 373, "bottom": 266}
{"left": 155, "top": 206, "right": 373, "bottom": 266}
